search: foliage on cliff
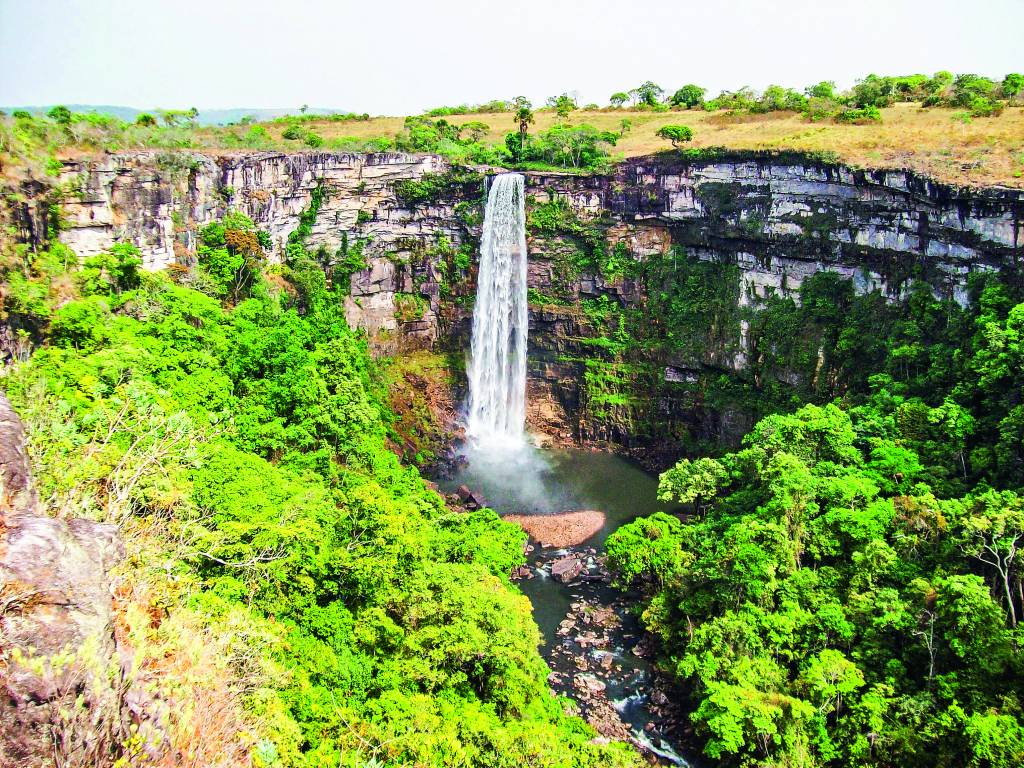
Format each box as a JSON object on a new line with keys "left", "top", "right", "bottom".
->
{"left": 607, "top": 305, "right": 1024, "bottom": 766}
{"left": 0, "top": 220, "right": 639, "bottom": 767}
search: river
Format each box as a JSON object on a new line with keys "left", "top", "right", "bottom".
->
{"left": 439, "top": 438, "right": 695, "bottom": 766}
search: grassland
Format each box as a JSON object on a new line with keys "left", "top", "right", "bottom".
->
{"left": 242, "top": 104, "right": 1024, "bottom": 188}
{"left": 6, "top": 103, "right": 1022, "bottom": 189}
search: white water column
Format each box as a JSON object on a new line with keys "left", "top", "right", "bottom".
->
{"left": 466, "top": 173, "right": 529, "bottom": 442}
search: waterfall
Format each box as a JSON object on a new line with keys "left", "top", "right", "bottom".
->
{"left": 466, "top": 173, "right": 528, "bottom": 443}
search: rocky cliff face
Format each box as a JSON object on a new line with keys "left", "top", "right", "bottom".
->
{"left": 528, "top": 155, "right": 1021, "bottom": 305}
{"left": 519, "top": 156, "right": 1023, "bottom": 458}
{"left": 26, "top": 150, "right": 1024, "bottom": 459}
{"left": 0, "top": 393, "right": 127, "bottom": 767}
{"left": 50, "top": 151, "right": 481, "bottom": 353}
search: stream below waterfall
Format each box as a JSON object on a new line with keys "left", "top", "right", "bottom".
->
{"left": 438, "top": 438, "right": 697, "bottom": 766}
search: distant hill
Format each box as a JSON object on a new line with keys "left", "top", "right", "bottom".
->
{"left": 0, "top": 105, "right": 350, "bottom": 126}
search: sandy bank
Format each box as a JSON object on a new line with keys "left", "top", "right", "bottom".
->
{"left": 504, "top": 510, "right": 606, "bottom": 548}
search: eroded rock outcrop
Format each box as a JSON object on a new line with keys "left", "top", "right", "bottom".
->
{"left": 0, "top": 393, "right": 126, "bottom": 768}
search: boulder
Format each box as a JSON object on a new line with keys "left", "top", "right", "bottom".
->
{"left": 575, "top": 674, "right": 606, "bottom": 695}
{"left": 551, "top": 556, "right": 583, "bottom": 583}
{"left": 455, "top": 484, "right": 486, "bottom": 510}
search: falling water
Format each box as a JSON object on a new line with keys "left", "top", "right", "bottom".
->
{"left": 466, "top": 173, "right": 528, "bottom": 442}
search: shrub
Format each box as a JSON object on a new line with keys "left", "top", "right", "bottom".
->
{"left": 969, "top": 97, "right": 1004, "bottom": 118}
{"left": 805, "top": 81, "right": 837, "bottom": 100}
{"left": 851, "top": 74, "right": 898, "bottom": 108}
{"left": 281, "top": 124, "right": 305, "bottom": 140}
{"left": 751, "top": 85, "right": 807, "bottom": 113}
{"left": 834, "top": 105, "right": 882, "bottom": 124}
{"left": 806, "top": 97, "right": 840, "bottom": 122}
{"left": 704, "top": 87, "right": 757, "bottom": 112}
{"left": 46, "top": 105, "right": 73, "bottom": 125}
{"left": 952, "top": 73, "right": 997, "bottom": 108}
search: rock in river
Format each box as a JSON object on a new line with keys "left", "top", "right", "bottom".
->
{"left": 551, "top": 555, "right": 583, "bottom": 583}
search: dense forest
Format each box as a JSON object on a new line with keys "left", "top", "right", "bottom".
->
{"left": 0, "top": 218, "right": 641, "bottom": 767}
{"left": 608, "top": 276, "right": 1024, "bottom": 765}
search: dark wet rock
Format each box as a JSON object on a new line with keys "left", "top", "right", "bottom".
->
{"left": 590, "top": 606, "right": 619, "bottom": 628}
{"left": 455, "top": 484, "right": 487, "bottom": 510}
{"left": 527, "top": 539, "right": 691, "bottom": 764}
{"left": 632, "top": 634, "right": 656, "bottom": 659}
{"left": 575, "top": 674, "right": 606, "bottom": 694}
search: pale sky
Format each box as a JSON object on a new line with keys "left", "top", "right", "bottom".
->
{"left": 1, "top": 0, "right": 1021, "bottom": 114}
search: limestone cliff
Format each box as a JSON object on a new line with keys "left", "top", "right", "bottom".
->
{"left": 11, "top": 149, "right": 1023, "bottom": 459}
{"left": 46, "top": 151, "right": 480, "bottom": 353}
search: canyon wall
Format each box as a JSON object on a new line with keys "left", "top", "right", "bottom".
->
{"left": 521, "top": 156, "right": 1023, "bottom": 457}
{"left": 19, "top": 150, "right": 1024, "bottom": 459}
{"left": 44, "top": 151, "right": 480, "bottom": 353}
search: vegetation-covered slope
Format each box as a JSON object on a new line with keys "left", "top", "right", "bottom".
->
{"left": 0, "top": 216, "right": 639, "bottom": 767}
{"left": 607, "top": 277, "right": 1024, "bottom": 766}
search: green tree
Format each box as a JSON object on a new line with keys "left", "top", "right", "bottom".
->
{"left": 952, "top": 74, "right": 996, "bottom": 107}
{"left": 631, "top": 81, "right": 664, "bottom": 106}
{"left": 851, "top": 74, "right": 897, "bottom": 107}
{"left": 460, "top": 120, "right": 489, "bottom": 142}
{"left": 78, "top": 242, "right": 143, "bottom": 296}
{"left": 658, "top": 456, "right": 727, "bottom": 511}
{"left": 512, "top": 96, "right": 534, "bottom": 145}
{"left": 670, "top": 84, "right": 706, "bottom": 109}
{"left": 605, "top": 512, "right": 686, "bottom": 587}
{"left": 805, "top": 80, "right": 837, "bottom": 99}
{"left": 546, "top": 93, "right": 577, "bottom": 119}
{"left": 46, "top": 105, "right": 73, "bottom": 125}
{"left": 799, "top": 649, "right": 865, "bottom": 717}
{"left": 1001, "top": 73, "right": 1024, "bottom": 100}
{"left": 957, "top": 491, "right": 1024, "bottom": 626}
{"left": 655, "top": 124, "right": 693, "bottom": 148}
